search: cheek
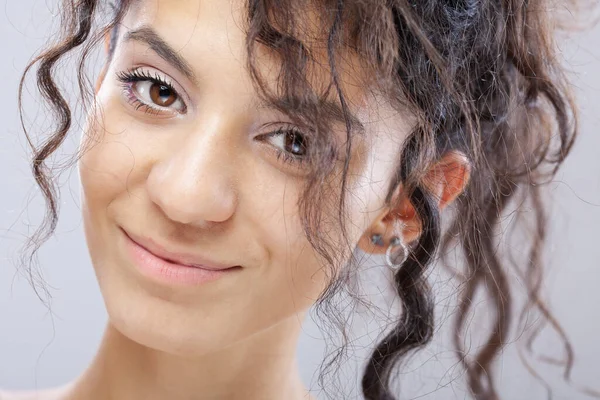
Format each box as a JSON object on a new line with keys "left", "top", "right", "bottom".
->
{"left": 77, "top": 98, "right": 152, "bottom": 287}
{"left": 78, "top": 91, "right": 163, "bottom": 220}
{"left": 79, "top": 134, "right": 136, "bottom": 215}
{"left": 344, "top": 140, "right": 394, "bottom": 243}
{"left": 78, "top": 88, "right": 143, "bottom": 212}
{"left": 244, "top": 179, "right": 331, "bottom": 312}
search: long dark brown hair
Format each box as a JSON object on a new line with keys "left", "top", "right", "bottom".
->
{"left": 18, "top": 0, "right": 591, "bottom": 399}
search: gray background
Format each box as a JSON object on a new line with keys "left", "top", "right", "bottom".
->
{"left": 1, "top": 1, "right": 599, "bottom": 399}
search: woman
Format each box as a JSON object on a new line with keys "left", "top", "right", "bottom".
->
{"left": 4, "top": 0, "right": 586, "bottom": 399}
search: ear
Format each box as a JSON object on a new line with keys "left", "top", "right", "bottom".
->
{"left": 95, "top": 32, "right": 113, "bottom": 93}
{"left": 422, "top": 150, "right": 471, "bottom": 211}
{"left": 357, "top": 150, "right": 470, "bottom": 256}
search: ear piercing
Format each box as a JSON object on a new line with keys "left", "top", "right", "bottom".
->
{"left": 370, "top": 233, "right": 409, "bottom": 271}
{"left": 370, "top": 234, "right": 384, "bottom": 247}
{"left": 385, "top": 236, "right": 408, "bottom": 271}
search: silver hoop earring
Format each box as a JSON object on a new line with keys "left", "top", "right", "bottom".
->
{"left": 385, "top": 236, "right": 408, "bottom": 271}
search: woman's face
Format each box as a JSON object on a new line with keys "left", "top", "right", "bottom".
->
{"left": 79, "top": 0, "right": 413, "bottom": 355}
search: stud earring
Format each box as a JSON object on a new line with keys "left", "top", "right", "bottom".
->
{"left": 370, "top": 233, "right": 384, "bottom": 247}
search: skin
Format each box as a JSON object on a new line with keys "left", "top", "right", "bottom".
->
{"left": 5, "top": 0, "right": 469, "bottom": 399}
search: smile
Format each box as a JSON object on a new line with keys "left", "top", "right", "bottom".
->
{"left": 120, "top": 228, "right": 242, "bottom": 286}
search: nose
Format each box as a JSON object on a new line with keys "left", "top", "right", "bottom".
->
{"left": 146, "top": 117, "right": 239, "bottom": 227}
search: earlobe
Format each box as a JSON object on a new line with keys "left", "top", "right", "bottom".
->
{"left": 356, "top": 192, "right": 421, "bottom": 256}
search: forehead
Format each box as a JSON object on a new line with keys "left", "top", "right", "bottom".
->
{"left": 127, "top": 0, "right": 241, "bottom": 50}
{"left": 121, "top": 0, "right": 370, "bottom": 107}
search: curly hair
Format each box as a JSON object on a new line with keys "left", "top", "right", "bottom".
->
{"left": 18, "top": 0, "right": 586, "bottom": 399}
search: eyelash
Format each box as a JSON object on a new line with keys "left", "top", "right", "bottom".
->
{"left": 115, "top": 68, "right": 309, "bottom": 168}
{"left": 116, "top": 68, "right": 186, "bottom": 115}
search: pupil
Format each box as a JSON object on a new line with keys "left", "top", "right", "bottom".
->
{"left": 149, "top": 82, "right": 176, "bottom": 107}
{"left": 286, "top": 132, "right": 306, "bottom": 156}
{"left": 158, "top": 85, "right": 171, "bottom": 100}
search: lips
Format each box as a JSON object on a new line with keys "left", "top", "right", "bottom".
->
{"left": 121, "top": 228, "right": 239, "bottom": 271}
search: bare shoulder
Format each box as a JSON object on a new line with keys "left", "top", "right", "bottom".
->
{"left": 0, "top": 385, "right": 72, "bottom": 400}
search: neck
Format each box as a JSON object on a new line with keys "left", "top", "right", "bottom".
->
{"left": 67, "top": 315, "right": 313, "bottom": 400}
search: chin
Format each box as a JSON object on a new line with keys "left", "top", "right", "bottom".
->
{"left": 83, "top": 228, "right": 235, "bottom": 357}
{"left": 98, "top": 272, "right": 248, "bottom": 356}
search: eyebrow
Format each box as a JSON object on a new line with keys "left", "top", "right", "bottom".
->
{"left": 258, "top": 98, "right": 363, "bottom": 132}
{"left": 319, "top": 98, "right": 363, "bottom": 131}
{"left": 124, "top": 26, "right": 197, "bottom": 83}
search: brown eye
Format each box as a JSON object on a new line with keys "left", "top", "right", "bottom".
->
{"left": 262, "top": 127, "right": 310, "bottom": 168}
{"left": 149, "top": 83, "right": 177, "bottom": 107}
{"left": 129, "top": 79, "right": 186, "bottom": 113}
{"left": 284, "top": 130, "right": 307, "bottom": 156}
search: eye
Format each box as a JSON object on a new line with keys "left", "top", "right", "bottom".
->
{"left": 117, "top": 68, "right": 186, "bottom": 115}
{"left": 262, "top": 126, "right": 310, "bottom": 167}
{"left": 136, "top": 81, "right": 180, "bottom": 108}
